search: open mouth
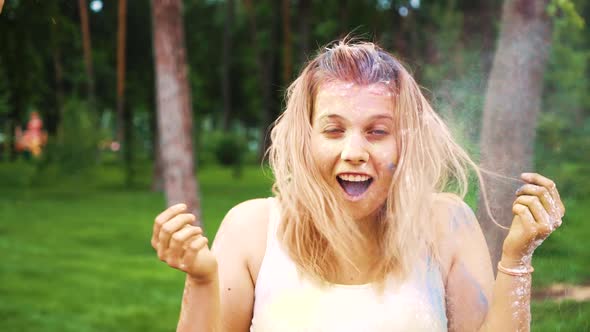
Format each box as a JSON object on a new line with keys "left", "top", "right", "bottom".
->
{"left": 337, "top": 174, "right": 373, "bottom": 197}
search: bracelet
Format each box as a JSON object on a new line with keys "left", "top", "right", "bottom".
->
{"left": 497, "top": 261, "right": 534, "bottom": 276}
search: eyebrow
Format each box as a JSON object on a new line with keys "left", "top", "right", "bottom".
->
{"left": 318, "top": 114, "right": 393, "bottom": 122}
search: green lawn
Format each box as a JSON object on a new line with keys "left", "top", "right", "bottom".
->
{"left": 0, "top": 163, "right": 587, "bottom": 331}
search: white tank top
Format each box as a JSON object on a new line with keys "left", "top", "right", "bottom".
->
{"left": 250, "top": 198, "right": 448, "bottom": 332}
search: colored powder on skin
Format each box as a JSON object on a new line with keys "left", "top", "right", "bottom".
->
{"left": 457, "top": 263, "right": 489, "bottom": 312}
{"left": 424, "top": 257, "right": 447, "bottom": 323}
{"left": 388, "top": 162, "right": 396, "bottom": 172}
{"left": 515, "top": 182, "right": 563, "bottom": 229}
{"left": 510, "top": 275, "right": 532, "bottom": 331}
{"left": 449, "top": 205, "right": 474, "bottom": 232}
{"left": 365, "top": 83, "right": 392, "bottom": 96}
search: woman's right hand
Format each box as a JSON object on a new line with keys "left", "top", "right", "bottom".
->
{"left": 502, "top": 173, "right": 565, "bottom": 267}
{"left": 151, "top": 203, "right": 218, "bottom": 283}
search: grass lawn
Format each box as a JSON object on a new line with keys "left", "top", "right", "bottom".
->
{"left": 0, "top": 162, "right": 588, "bottom": 331}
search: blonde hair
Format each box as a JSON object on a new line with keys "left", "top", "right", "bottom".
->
{"left": 269, "top": 40, "right": 481, "bottom": 284}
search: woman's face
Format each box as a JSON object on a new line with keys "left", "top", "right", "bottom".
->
{"left": 311, "top": 81, "right": 399, "bottom": 222}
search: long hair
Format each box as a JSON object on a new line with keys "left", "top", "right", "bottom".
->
{"left": 268, "top": 40, "right": 480, "bottom": 283}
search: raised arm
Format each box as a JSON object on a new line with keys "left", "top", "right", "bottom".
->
{"left": 443, "top": 173, "right": 565, "bottom": 332}
{"left": 152, "top": 199, "right": 269, "bottom": 332}
{"left": 480, "top": 173, "right": 564, "bottom": 332}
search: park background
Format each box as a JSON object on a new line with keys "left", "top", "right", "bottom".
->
{"left": 0, "top": 0, "right": 589, "bottom": 331}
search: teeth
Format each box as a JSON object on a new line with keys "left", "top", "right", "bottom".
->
{"left": 338, "top": 174, "right": 371, "bottom": 182}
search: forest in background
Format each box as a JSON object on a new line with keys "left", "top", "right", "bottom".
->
{"left": 0, "top": 0, "right": 587, "bottom": 199}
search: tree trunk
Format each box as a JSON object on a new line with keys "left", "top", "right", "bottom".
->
{"left": 297, "top": 0, "right": 311, "bottom": 65}
{"left": 151, "top": 0, "right": 201, "bottom": 224}
{"left": 151, "top": 100, "right": 164, "bottom": 192}
{"left": 244, "top": 0, "right": 278, "bottom": 161}
{"left": 3, "top": 119, "right": 11, "bottom": 161}
{"left": 281, "top": 0, "right": 292, "bottom": 86}
{"left": 78, "top": 0, "right": 96, "bottom": 110}
{"left": 152, "top": 134, "right": 165, "bottom": 192}
{"left": 477, "top": 0, "right": 552, "bottom": 273}
{"left": 117, "top": 0, "right": 127, "bottom": 146}
{"left": 221, "top": 0, "right": 234, "bottom": 131}
{"left": 50, "top": 11, "right": 65, "bottom": 140}
{"left": 117, "top": 0, "right": 134, "bottom": 185}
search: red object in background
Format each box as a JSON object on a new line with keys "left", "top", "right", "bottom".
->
{"left": 15, "top": 112, "right": 48, "bottom": 157}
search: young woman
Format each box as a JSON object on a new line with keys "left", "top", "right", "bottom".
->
{"left": 151, "top": 41, "right": 565, "bottom": 332}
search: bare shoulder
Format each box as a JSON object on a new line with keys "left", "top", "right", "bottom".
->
{"left": 431, "top": 192, "right": 478, "bottom": 234}
{"left": 216, "top": 198, "right": 271, "bottom": 236}
{"left": 430, "top": 193, "right": 480, "bottom": 278}
{"left": 211, "top": 198, "right": 271, "bottom": 283}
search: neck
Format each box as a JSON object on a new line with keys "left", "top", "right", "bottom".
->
{"left": 332, "top": 247, "right": 380, "bottom": 285}
{"left": 334, "top": 220, "right": 381, "bottom": 278}
{"left": 355, "top": 206, "right": 383, "bottom": 238}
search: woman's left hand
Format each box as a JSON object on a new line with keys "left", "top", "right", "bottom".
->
{"left": 502, "top": 173, "right": 566, "bottom": 266}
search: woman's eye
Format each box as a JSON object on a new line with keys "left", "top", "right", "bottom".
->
{"left": 323, "top": 128, "right": 344, "bottom": 134}
{"left": 369, "top": 129, "right": 389, "bottom": 136}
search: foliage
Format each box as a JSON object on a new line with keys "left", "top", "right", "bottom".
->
{"left": 214, "top": 133, "right": 247, "bottom": 166}
{"left": 198, "top": 128, "right": 251, "bottom": 178}
{"left": 535, "top": 114, "right": 590, "bottom": 199}
{"left": 0, "top": 0, "right": 585, "bottom": 161}
{"left": 420, "top": 0, "right": 464, "bottom": 84}
{"left": 0, "top": 65, "right": 11, "bottom": 117}
{"left": 537, "top": 0, "right": 590, "bottom": 200}
{"left": 0, "top": 65, "right": 12, "bottom": 156}
{"left": 548, "top": 0, "right": 585, "bottom": 29}
{"left": 38, "top": 99, "right": 102, "bottom": 174}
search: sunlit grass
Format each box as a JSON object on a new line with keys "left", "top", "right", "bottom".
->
{"left": 0, "top": 163, "right": 272, "bottom": 331}
{"left": 532, "top": 199, "right": 590, "bottom": 288}
{"left": 532, "top": 301, "right": 590, "bottom": 331}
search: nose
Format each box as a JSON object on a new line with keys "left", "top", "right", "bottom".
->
{"left": 340, "top": 133, "right": 369, "bottom": 164}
